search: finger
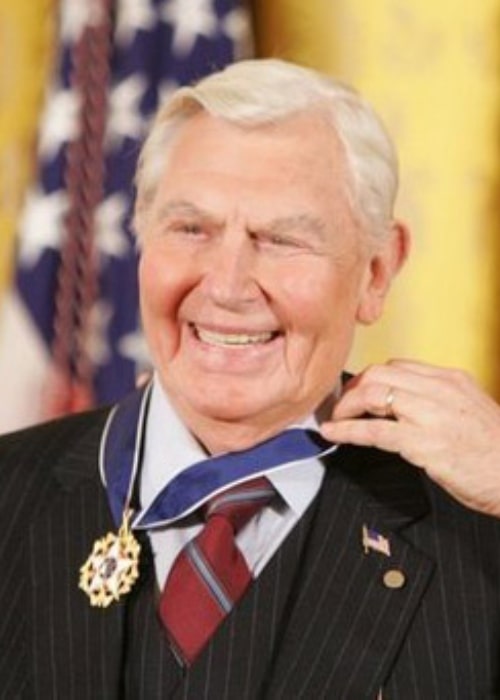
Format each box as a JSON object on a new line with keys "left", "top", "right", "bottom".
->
{"left": 333, "top": 382, "right": 395, "bottom": 419}
{"left": 342, "top": 363, "right": 441, "bottom": 400}
{"left": 384, "top": 363, "right": 491, "bottom": 418}
{"left": 320, "top": 417, "right": 413, "bottom": 457}
{"left": 387, "top": 358, "right": 448, "bottom": 376}
{"left": 388, "top": 359, "right": 479, "bottom": 389}
{"left": 333, "top": 382, "right": 429, "bottom": 423}
{"left": 341, "top": 363, "right": 474, "bottom": 417}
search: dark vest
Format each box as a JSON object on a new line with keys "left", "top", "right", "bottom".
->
{"left": 122, "top": 502, "right": 318, "bottom": 699}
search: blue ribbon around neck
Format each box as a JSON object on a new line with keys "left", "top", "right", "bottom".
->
{"left": 100, "top": 383, "right": 337, "bottom": 530}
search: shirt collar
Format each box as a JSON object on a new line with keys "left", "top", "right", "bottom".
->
{"left": 140, "top": 374, "right": 330, "bottom": 517}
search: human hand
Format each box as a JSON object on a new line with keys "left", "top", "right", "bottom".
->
{"left": 320, "top": 359, "right": 500, "bottom": 517}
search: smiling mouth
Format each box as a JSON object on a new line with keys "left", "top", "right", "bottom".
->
{"left": 191, "top": 324, "right": 280, "bottom": 347}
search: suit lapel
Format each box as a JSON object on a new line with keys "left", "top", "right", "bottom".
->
{"left": 267, "top": 445, "right": 435, "bottom": 699}
{"left": 26, "top": 413, "right": 127, "bottom": 699}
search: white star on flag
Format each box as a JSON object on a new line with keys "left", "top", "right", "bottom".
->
{"left": 118, "top": 327, "right": 151, "bottom": 368}
{"left": 18, "top": 190, "right": 69, "bottom": 267}
{"left": 114, "top": 0, "right": 157, "bottom": 47}
{"left": 222, "top": 8, "right": 253, "bottom": 58}
{"left": 96, "top": 194, "right": 131, "bottom": 258}
{"left": 39, "top": 90, "right": 81, "bottom": 159}
{"left": 162, "top": 0, "right": 218, "bottom": 57}
{"left": 86, "top": 300, "right": 114, "bottom": 366}
{"left": 107, "top": 74, "right": 148, "bottom": 146}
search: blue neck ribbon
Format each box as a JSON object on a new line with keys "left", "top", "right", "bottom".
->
{"left": 99, "top": 383, "right": 337, "bottom": 530}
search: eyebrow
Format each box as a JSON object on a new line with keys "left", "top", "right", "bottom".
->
{"left": 263, "top": 214, "right": 327, "bottom": 242}
{"left": 155, "top": 200, "right": 327, "bottom": 241}
{"left": 155, "top": 200, "right": 217, "bottom": 223}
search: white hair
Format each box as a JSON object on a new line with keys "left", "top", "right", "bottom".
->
{"left": 135, "top": 58, "right": 399, "bottom": 238}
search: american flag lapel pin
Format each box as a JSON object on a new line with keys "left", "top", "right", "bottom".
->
{"left": 362, "top": 524, "right": 391, "bottom": 557}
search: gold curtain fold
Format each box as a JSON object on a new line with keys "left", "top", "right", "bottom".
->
{"left": 253, "top": 0, "right": 500, "bottom": 396}
{"left": 0, "top": 0, "right": 54, "bottom": 296}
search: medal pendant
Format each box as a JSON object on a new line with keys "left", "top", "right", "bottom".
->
{"left": 79, "top": 509, "right": 141, "bottom": 608}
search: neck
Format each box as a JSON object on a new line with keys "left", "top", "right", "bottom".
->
{"left": 191, "top": 416, "right": 301, "bottom": 455}
{"left": 162, "top": 389, "right": 335, "bottom": 456}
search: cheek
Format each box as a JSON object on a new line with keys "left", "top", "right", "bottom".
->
{"left": 276, "top": 265, "right": 355, "bottom": 335}
{"left": 138, "top": 250, "right": 193, "bottom": 355}
{"left": 139, "top": 254, "right": 168, "bottom": 318}
{"left": 274, "top": 263, "right": 364, "bottom": 383}
{"left": 140, "top": 247, "right": 192, "bottom": 310}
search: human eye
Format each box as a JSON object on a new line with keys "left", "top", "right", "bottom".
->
{"left": 267, "top": 233, "right": 295, "bottom": 247}
{"left": 168, "top": 219, "right": 206, "bottom": 238}
{"left": 254, "top": 230, "right": 309, "bottom": 253}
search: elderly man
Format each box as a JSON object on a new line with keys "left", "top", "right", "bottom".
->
{"left": 1, "top": 59, "right": 500, "bottom": 698}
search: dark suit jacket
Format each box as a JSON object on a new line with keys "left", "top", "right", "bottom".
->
{"left": 1, "top": 407, "right": 499, "bottom": 699}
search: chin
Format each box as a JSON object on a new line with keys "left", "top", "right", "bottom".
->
{"left": 163, "top": 369, "right": 302, "bottom": 432}
{"left": 187, "top": 393, "right": 269, "bottom": 424}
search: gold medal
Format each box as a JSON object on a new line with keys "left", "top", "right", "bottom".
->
{"left": 79, "top": 509, "right": 141, "bottom": 607}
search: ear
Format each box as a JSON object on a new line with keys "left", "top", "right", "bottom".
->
{"left": 356, "top": 219, "right": 411, "bottom": 325}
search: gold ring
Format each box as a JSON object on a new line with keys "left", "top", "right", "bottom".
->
{"left": 384, "top": 387, "right": 396, "bottom": 419}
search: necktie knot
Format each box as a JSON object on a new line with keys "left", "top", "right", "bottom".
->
{"left": 204, "top": 476, "right": 275, "bottom": 532}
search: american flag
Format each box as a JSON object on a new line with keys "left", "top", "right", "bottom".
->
{"left": 0, "top": 0, "right": 252, "bottom": 432}
{"left": 362, "top": 525, "right": 391, "bottom": 557}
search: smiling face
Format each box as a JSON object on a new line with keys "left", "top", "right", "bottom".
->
{"left": 138, "top": 110, "right": 398, "bottom": 452}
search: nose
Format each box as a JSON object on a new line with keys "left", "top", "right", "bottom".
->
{"left": 200, "top": 233, "right": 261, "bottom": 310}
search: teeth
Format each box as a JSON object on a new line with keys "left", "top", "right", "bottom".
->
{"left": 196, "top": 327, "right": 275, "bottom": 346}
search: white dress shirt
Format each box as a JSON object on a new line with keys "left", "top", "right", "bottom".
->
{"left": 140, "top": 376, "right": 332, "bottom": 589}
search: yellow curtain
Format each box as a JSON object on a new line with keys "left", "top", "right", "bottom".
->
{"left": 0, "top": 0, "right": 54, "bottom": 296}
{"left": 4, "top": 1, "right": 500, "bottom": 394}
{"left": 253, "top": 0, "right": 500, "bottom": 396}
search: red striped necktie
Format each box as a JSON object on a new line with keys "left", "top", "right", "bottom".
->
{"left": 159, "top": 477, "right": 275, "bottom": 665}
